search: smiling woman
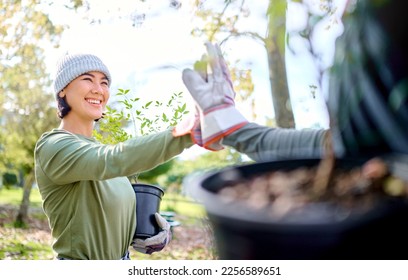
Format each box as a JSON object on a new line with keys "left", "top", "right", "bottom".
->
{"left": 59, "top": 71, "right": 110, "bottom": 133}
{"left": 33, "top": 52, "right": 198, "bottom": 260}
{"left": 54, "top": 54, "right": 112, "bottom": 125}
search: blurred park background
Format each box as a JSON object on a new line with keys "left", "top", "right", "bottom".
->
{"left": 0, "top": 0, "right": 344, "bottom": 259}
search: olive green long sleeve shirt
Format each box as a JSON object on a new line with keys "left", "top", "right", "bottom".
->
{"left": 34, "top": 128, "right": 192, "bottom": 260}
{"left": 223, "top": 123, "right": 328, "bottom": 162}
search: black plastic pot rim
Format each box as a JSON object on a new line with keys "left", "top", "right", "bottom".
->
{"left": 132, "top": 183, "right": 164, "bottom": 196}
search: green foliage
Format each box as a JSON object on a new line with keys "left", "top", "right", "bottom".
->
{"left": 2, "top": 172, "right": 18, "bottom": 188}
{"left": 93, "top": 88, "right": 189, "bottom": 181}
{"left": 137, "top": 160, "right": 174, "bottom": 181}
{"left": 0, "top": 0, "right": 74, "bottom": 225}
{"left": 94, "top": 89, "right": 189, "bottom": 142}
{"left": 0, "top": 0, "right": 62, "bottom": 175}
{"left": 93, "top": 105, "right": 132, "bottom": 144}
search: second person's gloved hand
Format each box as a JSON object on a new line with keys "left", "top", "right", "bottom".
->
{"left": 182, "top": 42, "right": 248, "bottom": 150}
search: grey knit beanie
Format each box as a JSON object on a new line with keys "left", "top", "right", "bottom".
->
{"left": 54, "top": 53, "right": 112, "bottom": 95}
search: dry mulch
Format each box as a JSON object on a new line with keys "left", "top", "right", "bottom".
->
{"left": 218, "top": 157, "right": 408, "bottom": 219}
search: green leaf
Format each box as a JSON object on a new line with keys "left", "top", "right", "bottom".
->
{"left": 162, "top": 113, "right": 169, "bottom": 122}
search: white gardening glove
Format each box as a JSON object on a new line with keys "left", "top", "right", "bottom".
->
{"left": 182, "top": 42, "right": 248, "bottom": 150}
{"left": 171, "top": 106, "right": 223, "bottom": 151}
{"left": 132, "top": 213, "right": 172, "bottom": 255}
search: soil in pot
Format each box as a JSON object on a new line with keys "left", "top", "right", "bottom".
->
{"left": 192, "top": 156, "right": 408, "bottom": 259}
{"left": 218, "top": 157, "right": 405, "bottom": 220}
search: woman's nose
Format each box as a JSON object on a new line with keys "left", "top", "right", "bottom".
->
{"left": 92, "top": 84, "right": 104, "bottom": 94}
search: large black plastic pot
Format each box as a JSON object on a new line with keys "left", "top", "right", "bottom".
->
{"left": 189, "top": 156, "right": 408, "bottom": 259}
{"left": 132, "top": 183, "right": 164, "bottom": 240}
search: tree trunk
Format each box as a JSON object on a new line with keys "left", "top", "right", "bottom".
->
{"left": 15, "top": 171, "right": 35, "bottom": 227}
{"left": 266, "top": 0, "right": 295, "bottom": 128}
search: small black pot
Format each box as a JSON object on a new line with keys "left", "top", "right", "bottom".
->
{"left": 132, "top": 183, "right": 164, "bottom": 240}
{"left": 189, "top": 156, "right": 408, "bottom": 259}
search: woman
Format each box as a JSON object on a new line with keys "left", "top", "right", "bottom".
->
{"left": 34, "top": 53, "right": 194, "bottom": 260}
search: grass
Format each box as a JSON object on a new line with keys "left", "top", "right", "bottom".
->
{"left": 160, "top": 192, "right": 207, "bottom": 224}
{"left": 0, "top": 186, "right": 42, "bottom": 208}
{"left": 0, "top": 187, "right": 207, "bottom": 226}
{"left": 0, "top": 186, "right": 216, "bottom": 260}
{"left": 0, "top": 234, "right": 54, "bottom": 260}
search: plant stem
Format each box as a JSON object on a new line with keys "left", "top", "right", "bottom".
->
{"left": 312, "top": 131, "right": 335, "bottom": 197}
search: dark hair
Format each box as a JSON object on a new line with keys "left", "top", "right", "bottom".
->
{"left": 56, "top": 93, "right": 104, "bottom": 121}
{"left": 56, "top": 94, "right": 71, "bottom": 119}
